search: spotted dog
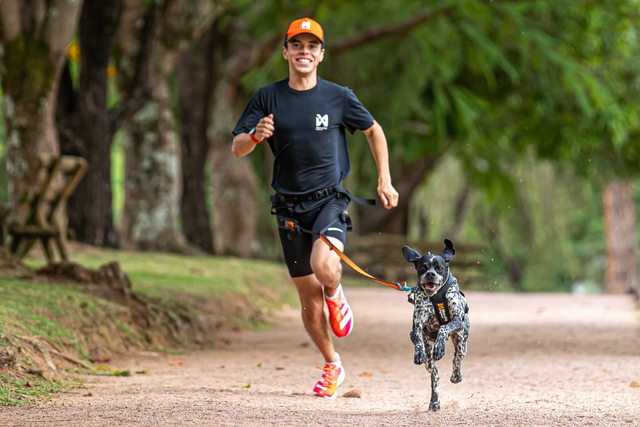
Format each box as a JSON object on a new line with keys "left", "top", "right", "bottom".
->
{"left": 403, "top": 239, "right": 470, "bottom": 412}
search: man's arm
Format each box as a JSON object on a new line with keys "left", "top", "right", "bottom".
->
{"left": 232, "top": 114, "right": 274, "bottom": 158}
{"left": 362, "top": 120, "right": 399, "bottom": 209}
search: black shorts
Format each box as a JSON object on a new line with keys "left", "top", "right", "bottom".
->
{"left": 272, "top": 194, "right": 350, "bottom": 278}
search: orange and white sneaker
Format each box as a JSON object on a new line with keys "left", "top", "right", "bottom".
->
{"left": 325, "top": 284, "right": 353, "bottom": 338}
{"left": 313, "top": 360, "right": 345, "bottom": 399}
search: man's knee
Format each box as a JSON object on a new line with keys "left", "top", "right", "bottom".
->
{"left": 311, "top": 237, "right": 343, "bottom": 287}
{"left": 312, "top": 261, "right": 341, "bottom": 287}
{"left": 300, "top": 294, "right": 325, "bottom": 318}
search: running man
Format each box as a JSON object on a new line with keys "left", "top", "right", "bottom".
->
{"left": 232, "top": 17, "right": 399, "bottom": 399}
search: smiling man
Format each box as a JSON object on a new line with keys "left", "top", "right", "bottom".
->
{"left": 232, "top": 17, "right": 398, "bottom": 399}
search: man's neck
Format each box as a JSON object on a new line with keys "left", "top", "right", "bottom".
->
{"left": 288, "top": 73, "right": 318, "bottom": 91}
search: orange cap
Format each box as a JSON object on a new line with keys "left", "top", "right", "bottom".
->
{"left": 284, "top": 18, "right": 324, "bottom": 45}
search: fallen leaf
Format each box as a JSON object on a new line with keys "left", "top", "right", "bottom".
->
{"left": 93, "top": 365, "right": 111, "bottom": 372}
{"left": 630, "top": 381, "right": 640, "bottom": 388}
{"left": 342, "top": 388, "right": 362, "bottom": 398}
{"left": 257, "top": 362, "right": 263, "bottom": 367}
{"left": 275, "top": 367, "right": 285, "bottom": 370}
{"left": 89, "top": 356, "right": 111, "bottom": 363}
{"left": 220, "top": 365, "right": 225, "bottom": 368}
{"left": 380, "top": 370, "right": 393, "bottom": 374}
{"left": 110, "top": 369, "right": 131, "bottom": 377}
{"left": 299, "top": 342, "right": 310, "bottom": 348}
{"left": 240, "top": 383, "right": 251, "bottom": 389}
{"left": 169, "top": 359, "right": 183, "bottom": 366}
{"left": 135, "top": 369, "right": 150, "bottom": 375}
{"left": 83, "top": 392, "right": 93, "bottom": 397}
{"left": 359, "top": 371, "right": 373, "bottom": 377}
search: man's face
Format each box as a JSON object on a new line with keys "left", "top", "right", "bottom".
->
{"left": 282, "top": 33, "right": 324, "bottom": 77}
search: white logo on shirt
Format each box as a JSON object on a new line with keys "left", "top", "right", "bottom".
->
{"left": 301, "top": 21, "right": 311, "bottom": 30}
{"left": 316, "top": 114, "right": 329, "bottom": 131}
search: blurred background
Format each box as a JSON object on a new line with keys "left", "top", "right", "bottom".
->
{"left": 1, "top": 0, "right": 639, "bottom": 296}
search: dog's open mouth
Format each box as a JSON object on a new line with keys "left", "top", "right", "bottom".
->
{"left": 422, "top": 282, "right": 439, "bottom": 293}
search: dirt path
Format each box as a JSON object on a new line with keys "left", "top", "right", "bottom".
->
{"left": 3, "top": 289, "right": 640, "bottom": 426}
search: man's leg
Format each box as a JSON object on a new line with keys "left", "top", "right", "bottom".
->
{"left": 310, "top": 236, "right": 343, "bottom": 296}
{"left": 291, "top": 273, "right": 339, "bottom": 363}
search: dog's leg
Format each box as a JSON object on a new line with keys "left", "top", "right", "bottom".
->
{"left": 410, "top": 302, "right": 428, "bottom": 365}
{"left": 423, "top": 338, "right": 440, "bottom": 412}
{"left": 410, "top": 324, "right": 427, "bottom": 365}
{"left": 450, "top": 330, "right": 464, "bottom": 384}
{"left": 433, "top": 315, "right": 466, "bottom": 361}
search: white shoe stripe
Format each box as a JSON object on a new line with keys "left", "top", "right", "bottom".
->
{"left": 339, "top": 310, "right": 351, "bottom": 330}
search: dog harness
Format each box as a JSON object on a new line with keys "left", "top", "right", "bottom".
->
{"left": 426, "top": 273, "right": 469, "bottom": 326}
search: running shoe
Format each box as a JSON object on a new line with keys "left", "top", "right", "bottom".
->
{"left": 313, "top": 362, "right": 345, "bottom": 399}
{"left": 325, "top": 284, "right": 353, "bottom": 338}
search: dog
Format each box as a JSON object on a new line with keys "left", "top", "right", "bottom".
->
{"left": 403, "top": 239, "right": 470, "bottom": 412}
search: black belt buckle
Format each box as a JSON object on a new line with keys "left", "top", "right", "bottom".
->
{"left": 312, "top": 188, "right": 328, "bottom": 201}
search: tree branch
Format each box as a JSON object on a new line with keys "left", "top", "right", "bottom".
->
{"left": 327, "top": 6, "right": 456, "bottom": 52}
{"left": 222, "top": 30, "right": 281, "bottom": 83}
{"left": 109, "top": 3, "right": 159, "bottom": 133}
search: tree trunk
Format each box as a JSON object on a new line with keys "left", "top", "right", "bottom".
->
{"left": 69, "top": 0, "right": 123, "bottom": 247}
{"left": 602, "top": 180, "right": 639, "bottom": 295}
{"left": 120, "top": 50, "right": 186, "bottom": 251}
{"left": 359, "top": 155, "right": 441, "bottom": 234}
{"left": 176, "top": 28, "right": 215, "bottom": 253}
{"left": 210, "top": 80, "right": 261, "bottom": 258}
{"left": 115, "top": 0, "right": 213, "bottom": 252}
{"left": 0, "top": 0, "right": 82, "bottom": 221}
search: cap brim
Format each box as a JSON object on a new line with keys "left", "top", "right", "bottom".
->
{"left": 285, "top": 31, "right": 324, "bottom": 44}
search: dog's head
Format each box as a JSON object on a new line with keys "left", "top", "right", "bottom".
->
{"left": 403, "top": 239, "right": 455, "bottom": 296}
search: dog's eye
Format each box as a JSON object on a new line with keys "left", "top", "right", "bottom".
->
{"left": 418, "top": 266, "right": 427, "bottom": 274}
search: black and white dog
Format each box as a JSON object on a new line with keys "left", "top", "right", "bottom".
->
{"left": 403, "top": 239, "right": 470, "bottom": 412}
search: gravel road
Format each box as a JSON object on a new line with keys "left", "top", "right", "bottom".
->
{"left": 3, "top": 289, "right": 640, "bottom": 426}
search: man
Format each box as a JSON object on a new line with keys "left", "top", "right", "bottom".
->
{"left": 232, "top": 17, "right": 398, "bottom": 399}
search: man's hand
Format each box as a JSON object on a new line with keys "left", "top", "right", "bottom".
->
{"left": 377, "top": 180, "right": 399, "bottom": 209}
{"left": 255, "top": 114, "right": 275, "bottom": 141}
{"left": 232, "top": 114, "right": 274, "bottom": 158}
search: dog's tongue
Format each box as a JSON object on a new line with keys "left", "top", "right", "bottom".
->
{"left": 423, "top": 282, "right": 438, "bottom": 291}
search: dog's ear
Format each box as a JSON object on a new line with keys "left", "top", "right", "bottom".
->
{"left": 402, "top": 246, "right": 421, "bottom": 263}
{"left": 442, "top": 239, "right": 455, "bottom": 262}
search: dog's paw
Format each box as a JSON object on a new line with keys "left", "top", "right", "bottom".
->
{"left": 428, "top": 401, "right": 440, "bottom": 412}
{"left": 433, "top": 341, "right": 445, "bottom": 361}
{"left": 414, "top": 349, "right": 427, "bottom": 365}
{"left": 450, "top": 370, "right": 462, "bottom": 384}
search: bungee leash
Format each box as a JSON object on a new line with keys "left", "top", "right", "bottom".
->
{"left": 284, "top": 220, "right": 412, "bottom": 292}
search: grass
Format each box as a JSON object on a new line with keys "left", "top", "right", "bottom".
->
{"left": 0, "top": 374, "right": 70, "bottom": 406}
{"left": 0, "top": 278, "right": 130, "bottom": 346}
{"left": 0, "top": 244, "right": 379, "bottom": 406}
{"left": 27, "top": 245, "right": 298, "bottom": 303}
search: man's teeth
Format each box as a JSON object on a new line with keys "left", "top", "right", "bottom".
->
{"left": 298, "top": 59, "right": 311, "bottom": 63}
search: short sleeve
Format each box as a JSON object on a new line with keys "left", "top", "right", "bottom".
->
{"left": 232, "top": 89, "right": 268, "bottom": 136}
{"left": 341, "top": 88, "right": 374, "bottom": 135}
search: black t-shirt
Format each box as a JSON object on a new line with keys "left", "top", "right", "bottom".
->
{"left": 232, "top": 77, "right": 374, "bottom": 195}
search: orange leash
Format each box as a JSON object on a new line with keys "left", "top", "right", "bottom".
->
{"left": 318, "top": 234, "right": 411, "bottom": 292}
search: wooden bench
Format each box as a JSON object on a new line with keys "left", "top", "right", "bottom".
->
{"left": 344, "top": 233, "right": 487, "bottom": 285}
{"left": 5, "top": 155, "right": 88, "bottom": 264}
